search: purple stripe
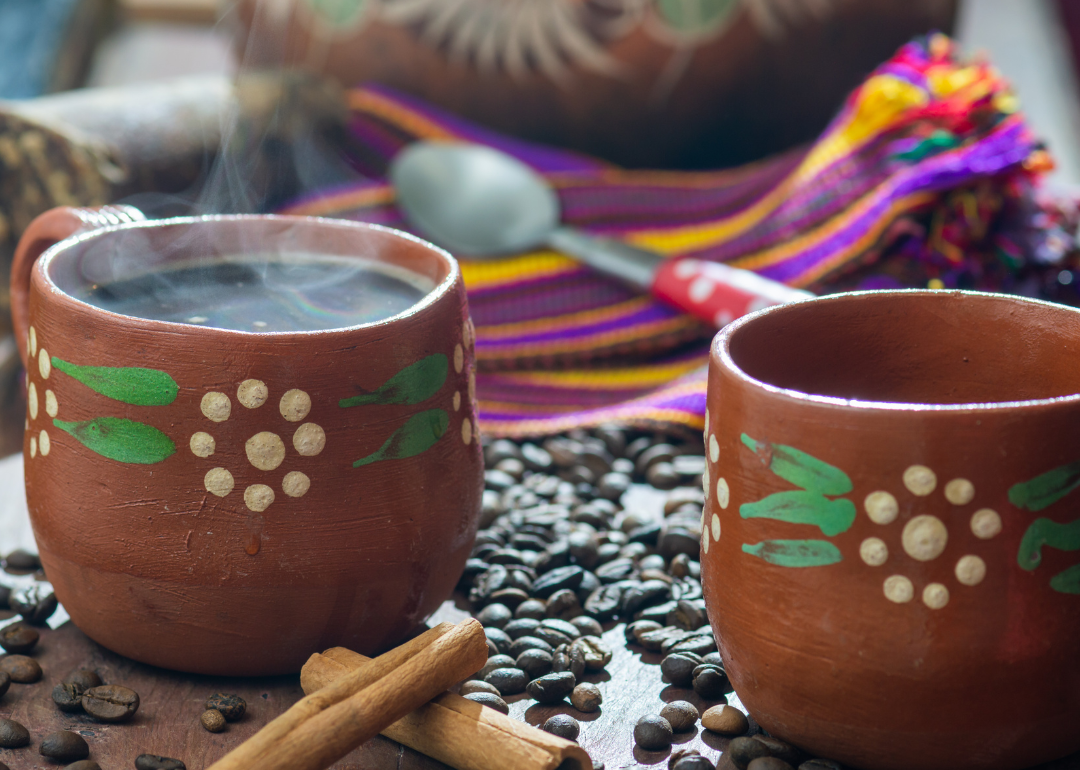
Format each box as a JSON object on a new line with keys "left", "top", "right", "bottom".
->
{"left": 478, "top": 301, "right": 679, "bottom": 348}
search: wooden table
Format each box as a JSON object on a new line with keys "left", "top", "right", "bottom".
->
{"left": 0, "top": 454, "right": 1076, "bottom": 770}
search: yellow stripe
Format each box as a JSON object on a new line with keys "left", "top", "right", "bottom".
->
{"left": 493, "top": 358, "right": 707, "bottom": 388}
{"left": 461, "top": 251, "right": 578, "bottom": 290}
{"left": 479, "top": 317, "right": 701, "bottom": 357}
{"left": 477, "top": 297, "right": 653, "bottom": 339}
{"left": 348, "top": 90, "right": 459, "bottom": 141}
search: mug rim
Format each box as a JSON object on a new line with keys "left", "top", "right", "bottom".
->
{"left": 715, "top": 288, "right": 1080, "bottom": 413}
{"left": 34, "top": 213, "right": 460, "bottom": 338}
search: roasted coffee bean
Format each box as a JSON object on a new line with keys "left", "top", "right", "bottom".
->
{"left": 513, "top": 600, "right": 547, "bottom": 621}
{"left": 702, "top": 651, "right": 723, "bottom": 667}
{"left": 626, "top": 619, "right": 663, "bottom": 644}
{"left": 532, "top": 627, "right": 573, "bottom": 648}
{"left": 495, "top": 458, "right": 526, "bottom": 479}
{"left": 798, "top": 760, "right": 843, "bottom": 770}
{"left": 205, "top": 693, "right": 246, "bottom": 722}
{"left": 595, "top": 558, "right": 635, "bottom": 583}
{"left": 4, "top": 549, "right": 41, "bottom": 571}
{"left": 508, "top": 636, "right": 553, "bottom": 658}
{"left": 667, "top": 600, "right": 708, "bottom": 631}
{"left": 0, "top": 587, "right": 9, "bottom": 610}
{"left": 484, "top": 667, "right": 528, "bottom": 696}
{"left": 1, "top": 654, "right": 41, "bottom": 683}
{"left": 638, "top": 627, "right": 683, "bottom": 652}
{"left": 551, "top": 643, "right": 585, "bottom": 681}
{"left": 669, "top": 554, "right": 692, "bottom": 579}
{"left": 460, "top": 680, "right": 501, "bottom": 697}
{"left": 626, "top": 522, "right": 662, "bottom": 545}
{"left": 660, "top": 700, "right": 699, "bottom": 732}
{"left": 636, "top": 444, "right": 676, "bottom": 475}
{"left": 484, "top": 627, "right": 512, "bottom": 655}
{"left": 569, "top": 616, "right": 603, "bottom": 637}
{"left": 661, "top": 652, "right": 703, "bottom": 686}
{"left": 669, "top": 633, "right": 716, "bottom": 657}
{"left": 570, "top": 682, "right": 602, "bottom": 713}
{"left": 0, "top": 718, "right": 29, "bottom": 747}
{"left": 545, "top": 589, "right": 582, "bottom": 620}
{"left": 515, "top": 649, "right": 553, "bottom": 679}
{"left": 201, "top": 709, "right": 226, "bottom": 732}
{"left": 541, "top": 714, "right": 580, "bottom": 741}
{"left": 573, "top": 636, "right": 612, "bottom": 671}
{"left": 625, "top": 436, "right": 653, "bottom": 461}
{"left": 672, "top": 756, "right": 715, "bottom": 770}
{"left": 622, "top": 581, "right": 670, "bottom": 617}
{"left": 502, "top": 618, "right": 541, "bottom": 640}
{"left": 747, "top": 760, "right": 795, "bottom": 770}
{"left": 65, "top": 762, "right": 102, "bottom": 770}
{"left": 652, "top": 621, "right": 690, "bottom": 648}
{"left": 728, "top": 736, "right": 773, "bottom": 769}
{"left": 490, "top": 587, "right": 531, "bottom": 608}
{"left": 135, "top": 755, "right": 186, "bottom": 770}
{"left": 575, "top": 571, "right": 601, "bottom": 604}
{"left": 701, "top": 704, "right": 747, "bottom": 735}
{"left": 0, "top": 671, "right": 9, "bottom": 698}
{"left": 486, "top": 439, "right": 523, "bottom": 466}
{"left": 752, "top": 736, "right": 803, "bottom": 766}
{"left": 646, "top": 462, "right": 680, "bottom": 489}
{"left": 525, "top": 671, "right": 576, "bottom": 704}
{"left": 479, "top": 494, "right": 504, "bottom": 529}
{"left": 0, "top": 623, "right": 36, "bottom": 655}
{"left": 658, "top": 525, "right": 700, "bottom": 558}
{"left": 484, "top": 469, "right": 517, "bottom": 492}
{"left": 477, "top": 603, "right": 513, "bottom": 627}
{"left": 639, "top": 553, "right": 667, "bottom": 571}
{"left": 53, "top": 682, "right": 85, "bottom": 712}
{"left": 633, "top": 715, "right": 673, "bottom": 751}
{"left": 478, "top": 655, "right": 517, "bottom": 680}
{"left": 583, "top": 584, "right": 623, "bottom": 619}
{"left": 596, "top": 472, "right": 632, "bottom": 501}
{"left": 462, "top": 692, "right": 509, "bottom": 714}
{"left": 82, "top": 684, "right": 140, "bottom": 722}
{"left": 64, "top": 669, "right": 103, "bottom": 690}
{"left": 9, "top": 586, "right": 56, "bottom": 625}
{"left": 692, "top": 667, "right": 729, "bottom": 700}
{"left": 40, "top": 730, "right": 89, "bottom": 761}
{"left": 538, "top": 618, "right": 580, "bottom": 640}
{"left": 488, "top": 548, "right": 529, "bottom": 566}
{"left": 520, "top": 443, "right": 553, "bottom": 471}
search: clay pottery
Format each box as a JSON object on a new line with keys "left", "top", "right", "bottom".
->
{"left": 11, "top": 206, "right": 482, "bottom": 675}
{"left": 230, "top": 0, "right": 956, "bottom": 168}
{"left": 701, "top": 290, "right": 1080, "bottom": 770}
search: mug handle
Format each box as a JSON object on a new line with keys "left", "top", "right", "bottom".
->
{"left": 10, "top": 205, "right": 146, "bottom": 367}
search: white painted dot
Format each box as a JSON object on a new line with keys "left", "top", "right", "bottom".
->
{"left": 244, "top": 484, "right": 275, "bottom": 512}
{"left": 944, "top": 478, "right": 975, "bottom": 505}
{"left": 462, "top": 418, "right": 473, "bottom": 445}
{"left": 28, "top": 327, "right": 36, "bottom": 357}
{"left": 45, "top": 389, "right": 57, "bottom": 418}
{"left": 716, "top": 477, "right": 729, "bottom": 509}
{"left": 702, "top": 528, "right": 709, "bottom": 554}
{"left": 703, "top": 410, "right": 709, "bottom": 435}
{"left": 710, "top": 513, "right": 721, "bottom": 542}
{"left": 293, "top": 423, "right": 326, "bottom": 456}
{"left": 860, "top": 537, "right": 888, "bottom": 566}
{"left": 279, "top": 389, "right": 311, "bottom": 422}
{"left": 970, "top": 509, "right": 1002, "bottom": 540}
{"left": 282, "top": 471, "right": 311, "bottom": 498}
{"left": 714, "top": 310, "right": 734, "bottom": 327}
{"left": 702, "top": 464, "right": 710, "bottom": 496}
{"left": 453, "top": 391, "right": 461, "bottom": 411}
{"left": 884, "top": 575, "right": 914, "bottom": 603}
{"left": 468, "top": 370, "right": 476, "bottom": 404}
{"left": 864, "top": 491, "right": 898, "bottom": 524}
{"left": 674, "top": 259, "right": 699, "bottom": 279}
{"left": 955, "top": 555, "right": 986, "bottom": 586}
{"left": 902, "top": 515, "right": 948, "bottom": 561}
{"left": 454, "top": 344, "right": 464, "bottom": 374}
{"left": 29, "top": 437, "right": 36, "bottom": 459}
{"left": 903, "top": 465, "right": 937, "bottom": 496}
{"left": 708, "top": 434, "right": 719, "bottom": 463}
{"left": 688, "top": 276, "right": 714, "bottom": 303}
{"left": 38, "top": 430, "right": 50, "bottom": 456}
{"left": 204, "top": 467, "right": 234, "bottom": 497}
{"left": 27, "top": 383, "right": 38, "bottom": 420}
{"left": 246, "top": 432, "right": 285, "bottom": 471}
{"left": 38, "top": 348, "right": 50, "bottom": 380}
{"left": 923, "top": 582, "right": 949, "bottom": 609}
{"left": 189, "top": 432, "right": 215, "bottom": 458}
{"left": 237, "top": 379, "right": 268, "bottom": 409}
{"left": 201, "top": 392, "right": 231, "bottom": 422}
{"left": 464, "top": 318, "right": 475, "bottom": 350}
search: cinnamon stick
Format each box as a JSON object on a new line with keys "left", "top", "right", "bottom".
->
{"left": 206, "top": 619, "right": 488, "bottom": 770}
{"left": 301, "top": 646, "right": 593, "bottom": 770}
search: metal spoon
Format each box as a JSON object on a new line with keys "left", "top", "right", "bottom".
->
{"left": 390, "top": 142, "right": 810, "bottom": 327}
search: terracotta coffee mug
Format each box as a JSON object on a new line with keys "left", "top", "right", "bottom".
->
{"left": 11, "top": 206, "right": 482, "bottom": 675}
{"left": 702, "top": 290, "right": 1080, "bottom": 770}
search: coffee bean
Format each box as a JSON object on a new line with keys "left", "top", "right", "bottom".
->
{"left": 627, "top": 522, "right": 662, "bottom": 546}
{"left": 748, "top": 760, "right": 795, "bottom": 770}
{"left": 135, "top": 755, "right": 186, "bottom": 770}
{"left": 693, "top": 667, "right": 728, "bottom": 700}
{"left": 575, "top": 571, "right": 601, "bottom": 604}
{"left": 798, "top": 760, "right": 844, "bottom": 770}
{"left": 634, "top": 714, "right": 673, "bottom": 751}
{"left": 460, "top": 680, "right": 501, "bottom": 697}
{"left": 646, "top": 462, "right": 680, "bottom": 489}
{"left": 551, "top": 643, "right": 585, "bottom": 681}
{"left": 508, "top": 636, "right": 553, "bottom": 658}
{"left": 626, "top": 619, "right": 662, "bottom": 644}
{"left": 516, "top": 649, "right": 553, "bottom": 679}
{"left": 1, "top": 654, "right": 41, "bottom": 683}
{"left": 65, "top": 762, "right": 102, "bottom": 770}
{"left": 53, "top": 682, "right": 85, "bottom": 712}
{"left": 541, "top": 714, "right": 580, "bottom": 741}
{"left": 583, "top": 584, "right": 623, "bottom": 620}
{"left": 201, "top": 709, "right": 226, "bottom": 732}
{"left": 0, "top": 623, "right": 37, "bottom": 655}
{"left": 660, "top": 700, "right": 699, "bottom": 732}
{"left": 636, "top": 444, "right": 676, "bottom": 475}
{"left": 660, "top": 652, "right": 703, "bottom": 687}
{"left": 570, "top": 682, "right": 602, "bottom": 713}
{"left": 495, "top": 458, "right": 526, "bottom": 479}
{"left": 538, "top": 618, "right": 580, "bottom": 640}
{"left": 532, "top": 627, "right": 573, "bottom": 648}
{"left": 572, "top": 636, "right": 611, "bottom": 671}
{"left": 82, "top": 684, "right": 140, "bottom": 722}
{"left": 525, "top": 671, "right": 576, "bottom": 704}
{"left": 484, "top": 667, "right": 528, "bottom": 696}
{"left": 728, "top": 736, "right": 773, "bottom": 769}
{"left": 701, "top": 704, "right": 748, "bottom": 735}
{"left": 519, "top": 443, "right": 553, "bottom": 471}
{"left": 477, "top": 603, "right": 513, "bottom": 627}
{"left": 669, "top": 554, "right": 692, "bottom": 579}
{"left": 0, "top": 718, "right": 29, "bottom": 747}
{"left": 490, "top": 587, "right": 531, "bottom": 608}
{"left": 0, "top": 671, "right": 9, "bottom": 698}
{"left": 462, "top": 692, "right": 509, "bottom": 714}
{"left": 752, "top": 736, "right": 803, "bottom": 766}
{"left": 64, "top": 669, "right": 103, "bottom": 690}
{"left": 638, "top": 627, "right": 682, "bottom": 652}
{"left": 569, "top": 616, "right": 602, "bottom": 637}
{"left": 625, "top": 436, "right": 653, "bottom": 461}
{"left": 205, "top": 693, "right": 246, "bottom": 722}
{"left": 502, "top": 618, "right": 541, "bottom": 640}
{"left": 486, "top": 439, "right": 523, "bottom": 466}
{"left": 4, "top": 549, "right": 41, "bottom": 571}
{"left": 673, "top": 756, "right": 714, "bottom": 770}
{"left": 513, "top": 600, "right": 547, "bottom": 621}
{"left": 596, "top": 473, "right": 632, "bottom": 502}
{"left": 40, "top": 730, "right": 89, "bottom": 761}
{"left": 595, "top": 558, "right": 635, "bottom": 583}
{"left": 10, "top": 586, "right": 57, "bottom": 625}
{"left": 485, "top": 469, "right": 517, "bottom": 492}
{"left": 478, "top": 655, "right": 516, "bottom": 680}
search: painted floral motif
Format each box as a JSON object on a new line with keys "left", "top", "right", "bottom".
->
{"left": 1010, "top": 461, "right": 1080, "bottom": 595}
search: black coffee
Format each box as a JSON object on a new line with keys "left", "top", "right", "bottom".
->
{"left": 72, "top": 255, "right": 433, "bottom": 332}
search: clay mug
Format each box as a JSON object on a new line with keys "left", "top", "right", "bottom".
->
{"left": 702, "top": 290, "right": 1080, "bottom": 770}
{"left": 11, "top": 206, "right": 482, "bottom": 675}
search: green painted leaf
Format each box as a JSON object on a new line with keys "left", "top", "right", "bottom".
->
{"left": 740, "top": 433, "right": 852, "bottom": 496}
{"left": 1008, "top": 461, "right": 1080, "bottom": 512}
{"left": 656, "top": 0, "right": 739, "bottom": 35}
{"left": 53, "top": 417, "right": 176, "bottom": 464}
{"left": 740, "top": 491, "right": 856, "bottom": 537}
{"left": 339, "top": 354, "right": 448, "bottom": 408}
{"left": 53, "top": 358, "right": 178, "bottom": 406}
{"left": 741, "top": 539, "right": 843, "bottom": 568}
{"left": 1017, "top": 517, "right": 1080, "bottom": 571}
{"left": 353, "top": 409, "right": 449, "bottom": 468}
{"left": 304, "top": 0, "right": 368, "bottom": 28}
{"left": 1050, "top": 565, "right": 1080, "bottom": 594}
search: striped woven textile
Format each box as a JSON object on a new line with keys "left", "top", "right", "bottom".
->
{"left": 281, "top": 33, "right": 1060, "bottom": 438}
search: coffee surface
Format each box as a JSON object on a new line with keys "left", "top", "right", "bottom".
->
{"left": 72, "top": 255, "right": 432, "bottom": 332}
